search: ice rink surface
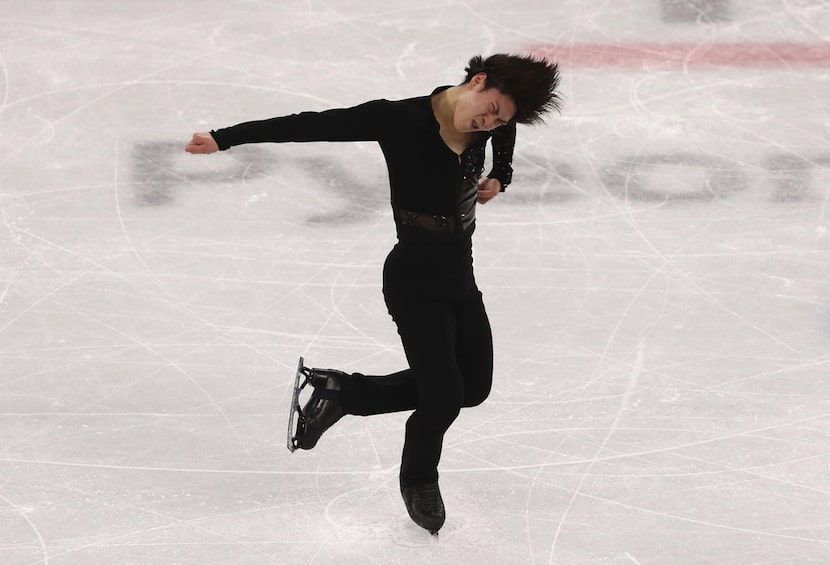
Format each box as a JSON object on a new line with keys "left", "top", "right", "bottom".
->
{"left": 1, "top": 0, "right": 829, "bottom": 563}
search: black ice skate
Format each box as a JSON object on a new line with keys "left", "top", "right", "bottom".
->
{"left": 400, "top": 480, "right": 446, "bottom": 536}
{"left": 287, "top": 357, "right": 348, "bottom": 452}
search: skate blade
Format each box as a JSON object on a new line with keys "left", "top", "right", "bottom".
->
{"left": 286, "top": 356, "right": 306, "bottom": 453}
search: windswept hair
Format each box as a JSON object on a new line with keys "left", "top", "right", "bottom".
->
{"left": 463, "top": 53, "right": 561, "bottom": 124}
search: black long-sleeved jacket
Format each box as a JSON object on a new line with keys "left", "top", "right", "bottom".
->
{"left": 210, "top": 87, "right": 516, "bottom": 238}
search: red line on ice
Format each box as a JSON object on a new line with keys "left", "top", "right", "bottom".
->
{"left": 526, "top": 42, "right": 830, "bottom": 68}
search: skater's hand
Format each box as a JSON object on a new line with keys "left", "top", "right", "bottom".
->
{"left": 186, "top": 132, "right": 219, "bottom": 154}
{"left": 477, "top": 177, "right": 502, "bottom": 204}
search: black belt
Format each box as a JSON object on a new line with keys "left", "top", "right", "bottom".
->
{"left": 393, "top": 207, "right": 458, "bottom": 233}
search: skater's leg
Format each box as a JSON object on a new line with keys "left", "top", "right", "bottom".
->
{"left": 454, "top": 290, "right": 494, "bottom": 408}
{"left": 319, "top": 291, "right": 494, "bottom": 451}
{"left": 291, "top": 364, "right": 421, "bottom": 450}
{"left": 391, "top": 300, "right": 465, "bottom": 485}
{"left": 340, "top": 369, "right": 419, "bottom": 416}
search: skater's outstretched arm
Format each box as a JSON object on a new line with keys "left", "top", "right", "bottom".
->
{"left": 186, "top": 99, "right": 393, "bottom": 155}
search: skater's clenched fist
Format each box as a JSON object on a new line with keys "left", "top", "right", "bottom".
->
{"left": 186, "top": 132, "right": 219, "bottom": 154}
{"left": 477, "top": 177, "right": 502, "bottom": 204}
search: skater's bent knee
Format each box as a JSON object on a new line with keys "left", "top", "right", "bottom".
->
{"left": 410, "top": 402, "right": 461, "bottom": 432}
{"left": 463, "top": 381, "right": 492, "bottom": 408}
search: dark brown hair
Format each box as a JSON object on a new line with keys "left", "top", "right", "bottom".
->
{"left": 463, "top": 54, "right": 561, "bottom": 124}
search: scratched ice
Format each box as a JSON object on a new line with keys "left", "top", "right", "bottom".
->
{"left": 1, "top": 0, "right": 829, "bottom": 564}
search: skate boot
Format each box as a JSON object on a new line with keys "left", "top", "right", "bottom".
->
{"left": 294, "top": 368, "right": 350, "bottom": 451}
{"left": 400, "top": 479, "right": 446, "bottom": 535}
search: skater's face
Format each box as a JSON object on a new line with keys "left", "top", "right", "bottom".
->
{"left": 453, "top": 73, "right": 516, "bottom": 133}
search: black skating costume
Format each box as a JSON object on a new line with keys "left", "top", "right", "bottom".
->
{"left": 210, "top": 87, "right": 516, "bottom": 487}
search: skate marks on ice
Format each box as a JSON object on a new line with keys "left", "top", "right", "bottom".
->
{"left": 321, "top": 478, "right": 473, "bottom": 547}
{"left": 660, "top": 0, "right": 732, "bottom": 23}
{"left": 390, "top": 515, "right": 470, "bottom": 548}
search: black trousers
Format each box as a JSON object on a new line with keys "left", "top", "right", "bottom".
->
{"left": 340, "top": 240, "right": 494, "bottom": 485}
